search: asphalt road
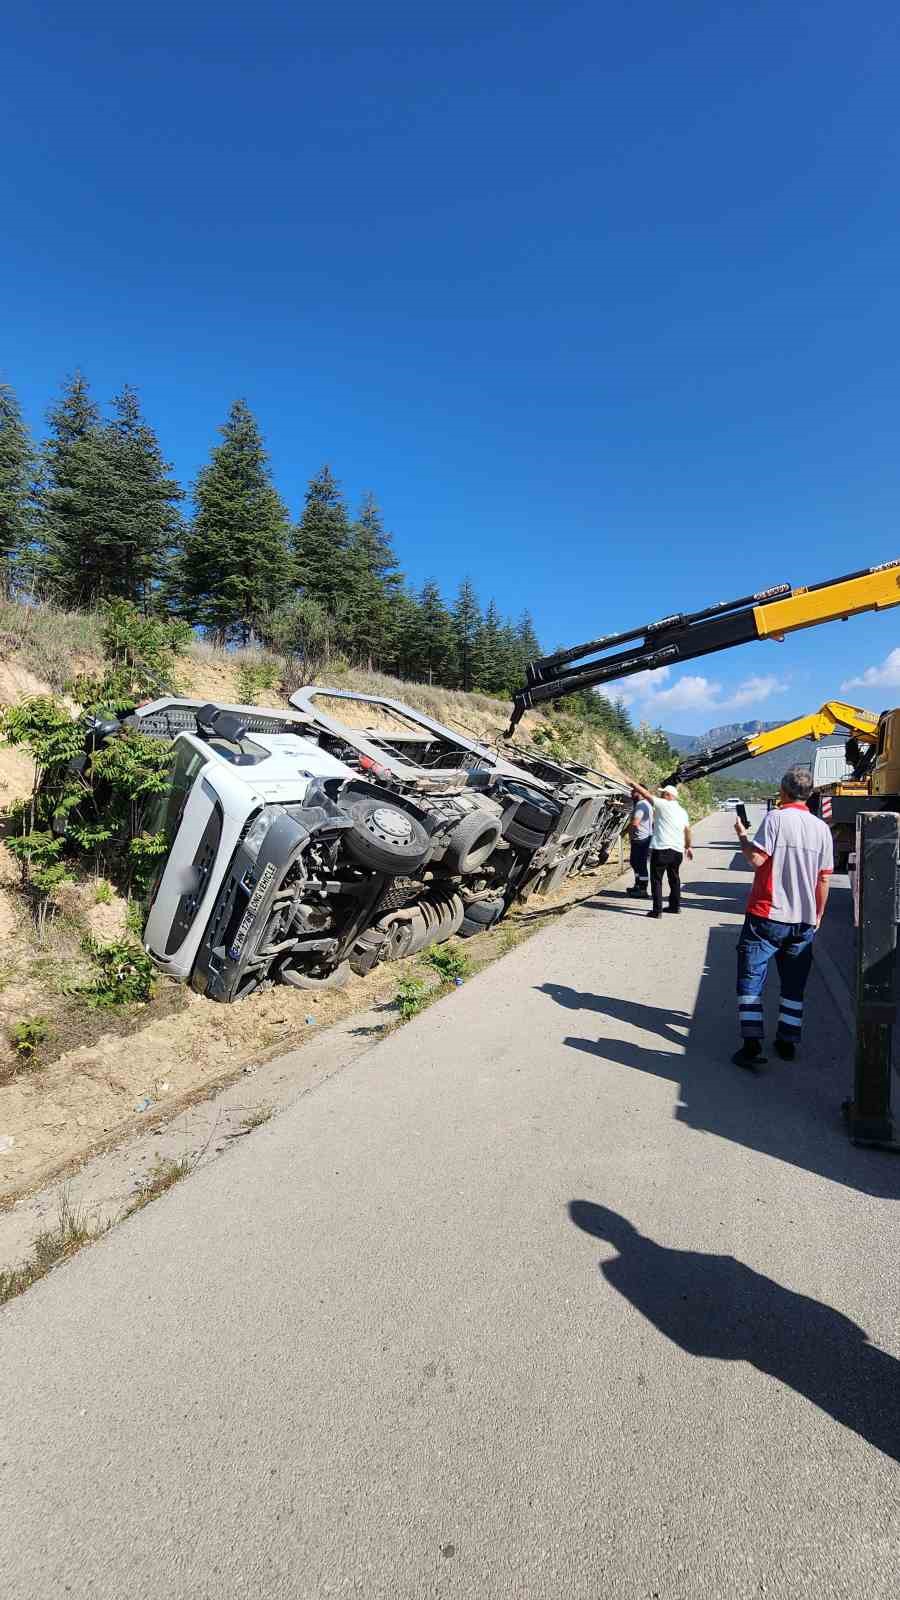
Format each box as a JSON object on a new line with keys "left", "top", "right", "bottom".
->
{"left": 2, "top": 812, "right": 898, "bottom": 1599}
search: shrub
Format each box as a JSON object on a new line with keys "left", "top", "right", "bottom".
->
{"left": 73, "top": 938, "right": 155, "bottom": 1008}
{"left": 422, "top": 944, "right": 470, "bottom": 982}
{"left": 235, "top": 657, "right": 280, "bottom": 705}
{"left": 9, "top": 1015, "right": 49, "bottom": 1066}
{"left": 69, "top": 598, "right": 192, "bottom": 714}
{"left": 1, "top": 604, "right": 179, "bottom": 911}
{"left": 395, "top": 974, "right": 428, "bottom": 1021}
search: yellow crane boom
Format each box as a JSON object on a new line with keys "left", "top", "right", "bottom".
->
{"left": 665, "top": 702, "right": 879, "bottom": 787}
{"left": 508, "top": 560, "right": 900, "bottom": 732}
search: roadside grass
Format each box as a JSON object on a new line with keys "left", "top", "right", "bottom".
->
{"left": 0, "top": 598, "right": 103, "bottom": 691}
{"left": 394, "top": 974, "right": 430, "bottom": 1022}
{"left": 8, "top": 1015, "right": 50, "bottom": 1070}
{"left": 121, "top": 1155, "right": 194, "bottom": 1218}
{"left": 0, "top": 1190, "right": 106, "bottom": 1306}
{"left": 422, "top": 943, "right": 470, "bottom": 983}
{"left": 240, "top": 1103, "right": 274, "bottom": 1131}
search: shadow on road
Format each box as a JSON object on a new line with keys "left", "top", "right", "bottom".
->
{"left": 539, "top": 891, "right": 900, "bottom": 1199}
{"left": 538, "top": 984, "right": 690, "bottom": 1048}
{"left": 568, "top": 1201, "right": 900, "bottom": 1464}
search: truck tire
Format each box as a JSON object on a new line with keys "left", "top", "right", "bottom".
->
{"left": 501, "top": 783, "right": 559, "bottom": 836}
{"left": 459, "top": 896, "right": 505, "bottom": 936}
{"left": 280, "top": 959, "right": 352, "bottom": 992}
{"left": 343, "top": 796, "right": 431, "bottom": 874}
{"left": 504, "top": 817, "right": 549, "bottom": 851}
{"left": 443, "top": 811, "right": 502, "bottom": 874}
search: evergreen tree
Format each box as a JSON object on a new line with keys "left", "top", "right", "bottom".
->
{"left": 0, "top": 384, "right": 33, "bottom": 593}
{"left": 346, "top": 492, "right": 403, "bottom": 665}
{"left": 516, "top": 610, "right": 541, "bottom": 664}
{"left": 36, "top": 372, "right": 106, "bottom": 604}
{"left": 452, "top": 578, "right": 483, "bottom": 692}
{"left": 351, "top": 492, "right": 403, "bottom": 591}
{"left": 103, "top": 385, "right": 183, "bottom": 603}
{"left": 407, "top": 580, "right": 457, "bottom": 684}
{"left": 174, "top": 400, "right": 290, "bottom": 641}
{"left": 292, "top": 466, "right": 353, "bottom": 618}
{"left": 615, "top": 697, "right": 634, "bottom": 737}
{"left": 497, "top": 618, "right": 523, "bottom": 694}
{"left": 386, "top": 587, "right": 423, "bottom": 680}
{"left": 475, "top": 599, "right": 507, "bottom": 694}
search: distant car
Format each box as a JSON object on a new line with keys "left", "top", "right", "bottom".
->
{"left": 718, "top": 797, "right": 743, "bottom": 810}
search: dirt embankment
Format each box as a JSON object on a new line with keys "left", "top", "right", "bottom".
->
{"left": 0, "top": 636, "right": 630, "bottom": 1203}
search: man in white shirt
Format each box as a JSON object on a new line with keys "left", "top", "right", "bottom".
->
{"left": 626, "top": 787, "right": 653, "bottom": 898}
{"left": 629, "top": 781, "right": 693, "bottom": 918}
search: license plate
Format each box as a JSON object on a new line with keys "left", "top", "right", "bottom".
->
{"left": 229, "top": 862, "right": 277, "bottom": 959}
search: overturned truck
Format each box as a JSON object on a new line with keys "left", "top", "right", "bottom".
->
{"left": 128, "top": 689, "right": 630, "bottom": 1001}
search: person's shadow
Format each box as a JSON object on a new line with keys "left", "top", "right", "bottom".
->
{"left": 568, "top": 1201, "right": 900, "bottom": 1464}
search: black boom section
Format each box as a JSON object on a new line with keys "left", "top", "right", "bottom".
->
{"left": 508, "top": 602, "right": 767, "bottom": 732}
{"left": 664, "top": 736, "right": 756, "bottom": 787}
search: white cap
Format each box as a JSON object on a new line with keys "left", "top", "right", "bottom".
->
{"left": 660, "top": 784, "right": 678, "bottom": 797}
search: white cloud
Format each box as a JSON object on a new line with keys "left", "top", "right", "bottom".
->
{"left": 607, "top": 666, "right": 670, "bottom": 707}
{"left": 607, "top": 669, "right": 788, "bottom": 721}
{"left": 842, "top": 648, "right": 900, "bottom": 690}
{"left": 638, "top": 674, "right": 723, "bottom": 714}
{"left": 726, "top": 674, "right": 786, "bottom": 709}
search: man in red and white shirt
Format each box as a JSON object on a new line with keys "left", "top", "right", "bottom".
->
{"left": 732, "top": 765, "right": 834, "bottom": 1069}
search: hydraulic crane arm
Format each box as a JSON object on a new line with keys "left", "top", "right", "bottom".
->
{"left": 507, "top": 559, "right": 900, "bottom": 733}
{"left": 664, "top": 701, "right": 880, "bottom": 787}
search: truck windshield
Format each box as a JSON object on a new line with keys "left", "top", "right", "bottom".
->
{"left": 148, "top": 741, "right": 206, "bottom": 850}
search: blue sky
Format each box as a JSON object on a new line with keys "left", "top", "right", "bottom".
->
{"left": 3, "top": 1, "right": 900, "bottom": 731}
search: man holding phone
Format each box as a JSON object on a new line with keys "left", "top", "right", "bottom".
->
{"left": 732, "top": 765, "right": 833, "bottom": 1068}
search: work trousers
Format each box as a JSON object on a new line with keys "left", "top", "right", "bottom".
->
{"left": 630, "top": 836, "right": 651, "bottom": 888}
{"left": 650, "top": 848, "right": 682, "bottom": 914}
{"left": 736, "top": 914, "right": 815, "bottom": 1042}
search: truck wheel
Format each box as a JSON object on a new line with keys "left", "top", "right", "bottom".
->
{"left": 443, "top": 811, "right": 502, "bottom": 874}
{"left": 501, "top": 783, "right": 559, "bottom": 836}
{"left": 343, "top": 797, "right": 431, "bottom": 874}
{"left": 280, "top": 959, "right": 351, "bottom": 991}
{"left": 504, "top": 817, "right": 549, "bottom": 851}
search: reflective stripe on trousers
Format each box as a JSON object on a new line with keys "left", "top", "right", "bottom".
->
{"left": 736, "top": 915, "right": 815, "bottom": 1042}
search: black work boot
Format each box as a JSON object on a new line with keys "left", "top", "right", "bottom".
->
{"left": 774, "top": 1037, "right": 796, "bottom": 1062}
{"left": 732, "top": 1039, "right": 767, "bottom": 1070}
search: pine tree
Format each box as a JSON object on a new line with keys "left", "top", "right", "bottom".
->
{"left": 103, "top": 385, "right": 183, "bottom": 604}
{"left": 174, "top": 400, "right": 290, "bottom": 641}
{"left": 351, "top": 492, "right": 403, "bottom": 591}
{"left": 36, "top": 372, "right": 107, "bottom": 604}
{"left": 0, "top": 384, "right": 33, "bottom": 593}
{"left": 452, "top": 579, "right": 483, "bottom": 691}
{"left": 386, "top": 587, "right": 423, "bottom": 680}
{"left": 475, "top": 599, "right": 507, "bottom": 694}
{"left": 292, "top": 466, "right": 353, "bottom": 619}
{"left": 614, "top": 697, "right": 633, "bottom": 737}
{"left": 516, "top": 610, "right": 541, "bottom": 664}
{"left": 497, "top": 618, "right": 523, "bottom": 695}
{"left": 346, "top": 492, "right": 403, "bottom": 665}
{"left": 406, "top": 580, "right": 457, "bottom": 684}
